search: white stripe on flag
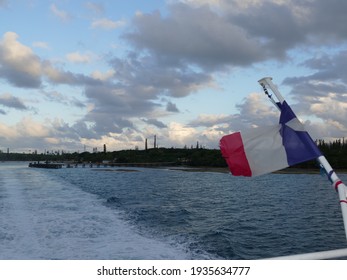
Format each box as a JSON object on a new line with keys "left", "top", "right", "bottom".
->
{"left": 242, "top": 124, "right": 288, "bottom": 176}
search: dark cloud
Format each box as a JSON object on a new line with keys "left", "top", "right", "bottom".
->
{"left": 81, "top": 85, "right": 143, "bottom": 135}
{"left": 304, "top": 0, "right": 347, "bottom": 42}
{"left": 301, "top": 51, "right": 347, "bottom": 84}
{"left": 41, "top": 90, "right": 86, "bottom": 109}
{"left": 166, "top": 101, "right": 179, "bottom": 112}
{"left": 0, "top": 93, "right": 28, "bottom": 110}
{"left": 231, "top": 1, "right": 304, "bottom": 59}
{"left": 283, "top": 50, "right": 347, "bottom": 105}
{"left": 71, "top": 121, "right": 98, "bottom": 139}
{"left": 43, "top": 61, "right": 101, "bottom": 87}
{"left": 123, "top": 3, "right": 265, "bottom": 70}
{"left": 109, "top": 52, "right": 213, "bottom": 98}
{"left": 123, "top": 0, "right": 347, "bottom": 71}
{"left": 71, "top": 98, "right": 86, "bottom": 108}
{"left": 73, "top": 50, "right": 214, "bottom": 136}
{"left": 0, "top": 66, "right": 41, "bottom": 88}
{"left": 84, "top": 84, "right": 159, "bottom": 117}
{"left": 141, "top": 118, "right": 167, "bottom": 128}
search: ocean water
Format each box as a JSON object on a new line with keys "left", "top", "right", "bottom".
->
{"left": 0, "top": 162, "right": 346, "bottom": 260}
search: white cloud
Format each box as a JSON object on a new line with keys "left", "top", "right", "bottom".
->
{"left": 66, "top": 51, "right": 94, "bottom": 63}
{"left": 167, "top": 122, "right": 198, "bottom": 146}
{"left": 16, "top": 117, "right": 50, "bottom": 138}
{"left": 91, "top": 69, "right": 115, "bottom": 81}
{"left": 188, "top": 114, "right": 234, "bottom": 127}
{"left": 310, "top": 93, "right": 347, "bottom": 124}
{"left": 44, "top": 137, "right": 61, "bottom": 145}
{"left": 91, "top": 18, "right": 126, "bottom": 30}
{"left": 0, "top": 122, "right": 19, "bottom": 138}
{"left": 32, "top": 41, "right": 49, "bottom": 49}
{"left": 85, "top": 2, "right": 104, "bottom": 15}
{"left": 0, "top": 32, "right": 98, "bottom": 88}
{"left": 50, "top": 4, "right": 71, "bottom": 22}
{"left": 0, "top": 32, "right": 42, "bottom": 87}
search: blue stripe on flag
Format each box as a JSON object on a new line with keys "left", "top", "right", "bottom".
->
{"left": 279, "top": 101, "right": 322, "bottom": 166}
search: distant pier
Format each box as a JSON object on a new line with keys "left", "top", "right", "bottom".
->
{"left": 66, "top": 162, "right": 177, "bottom": 168}
{"left": 29, "top": 162, "right": 177, "bottom": 169}
{"left": 29, "top": 162, "right": 63, "bottom": 169}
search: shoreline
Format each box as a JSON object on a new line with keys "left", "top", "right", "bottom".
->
{"left": 170, "top": 166, "right": 347, "bottom": 175}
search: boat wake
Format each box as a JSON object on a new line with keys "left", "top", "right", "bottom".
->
{"left": 0, "top": 163, "right": 192, "bottom": 259}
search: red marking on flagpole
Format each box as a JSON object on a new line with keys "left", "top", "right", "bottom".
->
{"left": 340, "top": 200, "right": 347, "bottom": 204}
{"left": 335, "top": 180, "right": 343, "bottom": 192}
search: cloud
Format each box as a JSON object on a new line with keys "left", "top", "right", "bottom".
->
{"left": 91, "top": 69, "right": 115, "bottom": 81}
{"left": 41, "top": 90, "right": 86, "bottom": 109}
{"left": 73, "top": 49, "right": 216, "bottom": 136}
{"left": 0, "top": 32, "right": 100, "bottom": 89}
{"left": 0, "top": 93, "right": 28, "bottom": 110}
{"left": 109, "top": 52, "right": 214, "bottom": 98}
{"left": 43, "top": 61, "right": 100, "bottom": 86}
{"left": 0, "top": 0, "right": 7, "bottom": 8}
{"left": 85, "top": 2, "right": 104, "bottom": 15}
{"left": 177, "top": 0, "right": 221, "bottom": 7}
{"left": 50, "top": 4, "right": 71, "bottom": 22}
{"left": 66, "top": 51, "right": 94, "bottom": 63}
{"left": 91, "top": 18, "right": 126, "bottom": 30}
{"left": 0, "top": 117, "right": 84, "bottom": 152}
{"left": 234, "top": 93, "right": 279, "bottom": 127}
{"left": 16, "top": 117, "right": 50, "bottom": 138}
{"left": 166, "top": 101, "right": 179, "bottom": 112}
{"left": 184, "top": 93, "right": 280, "bottom": 147}
{"left": 124, "top": 0, "right": 347, "bottom": 72}
{"left": 0, "top": 32, "right": 42, "bottom": 88}
{"left": 124, "top": 3, "right": 265, "bottom": 70}
{"left": 0, "top": 117, "right": 53, "bottom": 151}
{"left": 32, "top": 41, "right": 49, "bottom": 49}
{"left": 309, "top": 93, "right": 347, "bottom": 123}
{"left": 188, "top": 114, "right": 234, "bottom": 127}
{"left": 81, "top": 83, "right": 159, "bottom": 136}
{"left": 141, "top": 118, "right": 167, "bottom": 128}
{"left": 167, "top": 122, "right": 198, "bottom": 146}
{"left": 2, "top": 0, "right": 347, "bottom": 151}
{"left": 281, "top": 49, "right": 347, "bottom": 141}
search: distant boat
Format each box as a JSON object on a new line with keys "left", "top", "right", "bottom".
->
{"left": 28, "top": 162, "right": 63, "bottom": 169}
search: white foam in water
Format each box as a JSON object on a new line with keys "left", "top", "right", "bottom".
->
{"left": 0, "top": 163, "right": 191, "bottom": 259}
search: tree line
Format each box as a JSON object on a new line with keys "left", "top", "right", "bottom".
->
{"left": 0, "top": 147, "right": 226, "bottom": 167}
{"left": 0, "top": 139, "right": 346, "bottom": 170}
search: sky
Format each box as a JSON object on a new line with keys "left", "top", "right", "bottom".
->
{"left": 0, "top": 0, "right": 347, "bottom": 153}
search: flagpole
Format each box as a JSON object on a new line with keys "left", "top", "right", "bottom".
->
{"left": 258, "top": 77, "right": 347, "bottom": 241}
{"left": 317, "top": 156, "right": 347, "bottom": 241}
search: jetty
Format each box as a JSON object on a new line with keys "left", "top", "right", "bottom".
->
{"left": 28, "top": 161, "right": 177, "bottom": 169}
{"left": 65, "top": 162, "right": 177, "bottom": 168}
{"left": 28, "top": 162, "right": 63, "bottom": 169}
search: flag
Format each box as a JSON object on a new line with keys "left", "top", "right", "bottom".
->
{"left": 220, "top": 101, "right": 322, "bottom": 177}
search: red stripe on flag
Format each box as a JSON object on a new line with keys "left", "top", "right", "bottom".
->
{"left": 220, "top": 132, "right": 252, "bottom": 176}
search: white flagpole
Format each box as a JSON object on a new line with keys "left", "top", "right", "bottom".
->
{"left": 258, "top": 77, "right": 347, "bottom": 241}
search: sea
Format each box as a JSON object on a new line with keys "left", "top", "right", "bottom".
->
{"left": 0, "top": 161, "right": 346, "bottom": 260}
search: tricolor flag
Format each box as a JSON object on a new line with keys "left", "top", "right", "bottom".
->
{"left": 220, "top": 101, "right": 322, "bottom": 177}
